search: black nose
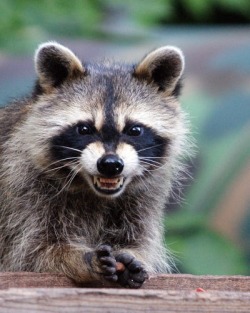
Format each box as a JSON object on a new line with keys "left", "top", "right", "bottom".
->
{"left": 97, "top": 154, "right": 124, "bottom": 177}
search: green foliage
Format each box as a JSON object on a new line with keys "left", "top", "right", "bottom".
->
{"left": 106, "top": 0, "right": 171, "bottom": 25}
{"left": 0, "top": 0, "right": 104, "bottom": 53}
{"left": 1, "top": 0, "right": 250, "bottom": 53}
{"left": 165, "top": 210, "right": 249, "bottom": 275}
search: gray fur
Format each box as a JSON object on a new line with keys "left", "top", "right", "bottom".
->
{"left": 0, "top": 42, "right": 190, "bottom": 287}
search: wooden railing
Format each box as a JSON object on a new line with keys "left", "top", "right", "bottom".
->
{"left": 0, "top": 273, "right": 249, "bottom": 312}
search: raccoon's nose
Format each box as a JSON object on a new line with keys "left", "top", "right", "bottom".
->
{"left": 97, "top": 154, "right": 124, "bottom": 177}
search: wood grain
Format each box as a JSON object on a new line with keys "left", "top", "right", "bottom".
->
{"left": 0, "top": 288, "right": 249, "bottom": 313}
{"left": 0, "top": 273, "right": 249, "bottom": 313}
{"left": 0, "top": 272, "right": 249, "bottom": 291}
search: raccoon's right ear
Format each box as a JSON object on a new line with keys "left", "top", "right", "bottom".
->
{"left": 34, "top": 42, "right": 85, "bottom": 92}
{"left": 134, "top": 46, "right": 184, "bottom": 96}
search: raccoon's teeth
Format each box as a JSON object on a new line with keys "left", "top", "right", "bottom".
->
{"left": 93, "top": 176, "right": 124, "bottom": 190}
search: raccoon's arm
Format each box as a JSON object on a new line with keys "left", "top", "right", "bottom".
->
{"left": 113, "top": 234, "right": 171, "bottom": 274}
{"left": 0, "top": 200, "right": 116, "bottom": 283}
{"left": 32, "top": 243, "right": 118, "bottom": 283}
{"left": 34, "top": 242, "right": 149, "bottom": 287}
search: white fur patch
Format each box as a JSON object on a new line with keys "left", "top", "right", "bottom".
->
{"left": 116, "top": 142, "right": 142, "bottom": 177}
{"left": 80, "top": 142, "right": 105, "bottom": 176}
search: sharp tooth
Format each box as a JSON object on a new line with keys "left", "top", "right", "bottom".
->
{"left": 93, "top": 176, "right": 124, "bottom": 191}
{"left": 99, "top": 177, "right": 119, "bottom": 184}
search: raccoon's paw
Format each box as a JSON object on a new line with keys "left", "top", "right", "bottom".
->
{"left": 115, "top": 253, "right": 149, "bottom": 288}
{"left": 95, "top": 245, "right": 118, "bottom": 283}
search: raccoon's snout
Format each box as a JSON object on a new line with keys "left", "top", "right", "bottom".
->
{"left": 97, "top": 154, "right": 124, "bottom": 177}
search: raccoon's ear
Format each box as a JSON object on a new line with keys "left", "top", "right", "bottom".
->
{"left": 134, "top": 46, "right": 184, "bottom": 96}
{"left": 34, "top": 42, "right": 85, "bottom": 92}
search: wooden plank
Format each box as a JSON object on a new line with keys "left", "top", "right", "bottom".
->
{"left": 0, "top": 288, "right": 249, "bottom": 313}
{"left": 144, "top": 274, "right": 250, "bottom": 292}
{"left": 0, "top": 273, "right": 249, "bottom": 291}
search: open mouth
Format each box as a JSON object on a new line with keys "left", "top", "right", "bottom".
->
{"left": 93, "top": 176, "right": 125, "bottom": 195}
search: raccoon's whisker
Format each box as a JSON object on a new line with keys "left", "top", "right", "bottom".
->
{"left": 42, "top": 158, "right": 81, "bottom": 175}
{"left": 139, "top": 156, "right": 168, "bottom": 160}
{"left": 63, "top": 166, "right": 81, "bottom": 192}
{"left": 136, "top": 175, "right": 151, "bottom": 192}
{"left": 44, "top": 161, "right": 79, "bottom": 174}
{"left": 42, "top": 157, "right": 81, "bottom": 171}
{"left": 139, "top": 160, "right": 169, "bottom": 173}
{"left": 140, "top": 162, "right": 161, "bottom": 170}
{"left": 137, "top": 144, "right": 165, "bottom": 153}
{"left": 55, "top": 145, "right": 83, "bottom": 154}
{"left": 139, "top": 159, "right": 162, "bottom": 167}
{"left": 139, "top": 159, "right": 162, "bottom": 166}
{"left": 54, "top": 163, "right": 82, "bottom": 197}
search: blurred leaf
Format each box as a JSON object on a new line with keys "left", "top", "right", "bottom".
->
{"left": 182, "top": 0, "right": 213, "bottom": 21}
{"left": 106, "top": 0, "right": 171, "bottom": 26}
{"left": 165, "top": 210, "right": 204, "bottom": 233}
{"left": 165, "top": 210, "right": 248, "bottom": 275}
{"left": 0, "top": 0, "right": 103, "bottom": 53}
{"left": 219, "top": 0, "right": 250, "bottom": 16}
{"left": 181, "top": 230, "right": 248, "bottom": 275}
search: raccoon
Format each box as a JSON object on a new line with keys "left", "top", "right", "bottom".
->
{"left": 0, "top": 42, "right": 188, "bottom": 288}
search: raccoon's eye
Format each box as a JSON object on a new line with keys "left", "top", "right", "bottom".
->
{"left": 76, "top": 124, "right": 94, "bottom": 135}
{"left": 126, "top": 125, "right": 143, "bottom": 136}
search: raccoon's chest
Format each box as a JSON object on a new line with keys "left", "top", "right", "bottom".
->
{"left": 87, "top": 211, "right": 141, "bottom": 247}
{"left": 58, "top": 195, "right": 143, "bottom": 247}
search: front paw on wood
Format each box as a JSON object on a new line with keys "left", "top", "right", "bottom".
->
{"left": 115, "top": 253, "right": 149, "bottom": 288}
{"left": 96, "top": 245, "right": 118, "bottom": 282}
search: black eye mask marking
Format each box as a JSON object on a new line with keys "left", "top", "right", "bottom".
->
{"left": 122, "top": 121, "right": 170, "bottom": 159}
{"left": 50, "top": 118, "right": 170, "bottom": 169}
{"left": 51, "top": 121, "right": 97, "bottom": 161}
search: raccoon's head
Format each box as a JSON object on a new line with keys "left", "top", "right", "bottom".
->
{"left": 25, "top": 42, "right": 185, "bottom": 198}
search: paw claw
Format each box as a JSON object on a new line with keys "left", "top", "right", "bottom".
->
{"left": 96, "top": 245, "right": 112, "bottom": 257}
{"left": 95, "top": 245, "right": 117, "bottom": 283}
{"left": 99, "top": 256, "right": 116, "bottom": 267}
{"left": 128, "top": 279, "right": 142, "bottom": 289}
{"left": 101, "top": 265, "right": 116, "bottom": 275}
{"left": 127, "top": 260, "right": 142, "bottom": 273}
{"left": 104, "top": 274, "right": 118, "bottom": 282}
{"left": 115, "top": 253, "right": 148, "bottom": 288}
{"left": 115, "top": 253, "right": 134, "bottom": 265}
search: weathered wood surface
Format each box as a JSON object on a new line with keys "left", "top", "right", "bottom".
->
{"left": 0, "top": 273, "right": 249, "bottom": 313}
{"left": 0, "top": 288, "right": 249, "bottom": 313}
{"left": 0, "top": 272, "right": 249, "bottom": 291}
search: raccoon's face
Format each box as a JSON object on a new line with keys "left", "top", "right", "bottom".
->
{"left": 27, "top": 42, "right": 185, "bottom": 198}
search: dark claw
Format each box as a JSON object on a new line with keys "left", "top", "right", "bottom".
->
{"left": 95, "top": 245, "right": 118, "bottom": 283}
{"left": 129, "top": 270, "right": 149, "bottom": 283}
{"left": 96, "top": 245, "right": 112, "bottom": 257}
{"left": 99, "top": 256, "right": 116, "bottom": 267}
{"left": 117, "top": 269, "right": 129, "bottom": 286}
{"left": 101, "top": 264, "right": 117, "bottom": 275}
{"left": 104, "top": 274, "right": 118, "bottom": 282}
{"left": 127, "top": 260, "right": 142, "bottom": 273}
{"left": 115, "top": 253, "right": 134, "bottom": 265}
{"left": 115, "top": 253, "right": 148, "bottom": 288}
{"left": 127, "top": 279, "right": 143, "bottom": 289}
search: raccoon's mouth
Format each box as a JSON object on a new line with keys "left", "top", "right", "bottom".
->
{"left": 93, "top": 176, "right": 124, "bottom": 194}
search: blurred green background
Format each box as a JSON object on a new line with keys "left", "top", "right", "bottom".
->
{"left": 0, "top": 0, "right": 249, "bottom": 276}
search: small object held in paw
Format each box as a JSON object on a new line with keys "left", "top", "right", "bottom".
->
{"left": 116, "top": 261, "right": 125, "bottom": 272}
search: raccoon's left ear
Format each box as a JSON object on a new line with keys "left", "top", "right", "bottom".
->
{"left": 34, "top": 42, "right": 85, "bottom": 92}
{"left": 134, "top": 46, "right": 184, "bottom": 96}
